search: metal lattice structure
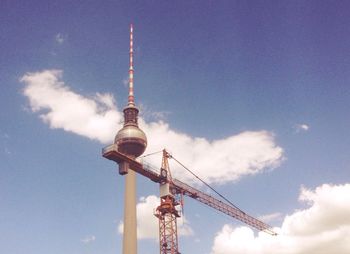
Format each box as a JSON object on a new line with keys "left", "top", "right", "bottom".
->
{"left": 155, "top": 196, "right": 179, "bottom": 254}
{"left": 171, "top": 178, "right": 276, "bottom": 235}
{"left": 154, "top": 150, "right": 180, "bottom": 254}
{"left": 102, "top": 147, "right": 277, "bottom": 253}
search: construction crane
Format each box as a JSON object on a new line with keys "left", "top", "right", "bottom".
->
{"left": 102, "top": 146, "right": 277, "bottom": 254}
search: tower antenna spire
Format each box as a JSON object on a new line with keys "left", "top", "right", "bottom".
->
{"left": 128, "top": 23, "right": 135, "bottom": 106}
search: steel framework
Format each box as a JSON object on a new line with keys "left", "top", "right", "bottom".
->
{"left": 154, "top": 150, "right": 181, "bottom": 254}
{"left": 155, "top": 196, "right": 179, "bottom": 254}
{"left": 102, "top": 146, "right": 276, "bottom": 253}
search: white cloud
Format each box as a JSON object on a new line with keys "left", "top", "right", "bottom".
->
{"left": 140, "top": 106, "right": 171, "bottom": 122}
{"left": 55, "top": 33, "right": 66, "bottom": 44}
{"left": 142, "top": 124, "right": 284, "bottom": 184}
{"left": 149, "top": 111, "right": 170, "bottom": 121}
{"left": 122, "top": 77, "right": 129, "bottom": 87}
{"left": 118, "top": 195, "right": 193, "bottom": 239}
{"left": 1, "top": 133, "right": 10, "bottom": 139}
{"left": 81, "top": 235, "right": 96, "bottom": 244}
{"left": 21, "top": 69, "right": 284, "bottom": 184}
{"left": 258, "top": 212, "right": 283, "bottom": 223}
{"left": 295, "top": 124, "right": 309, "bottom": 132}
{"left": 4, "top": 147, "right": 11, "bottom": 155}
{"left": 1, "top": 131, "right": 11, "bottom": 155}
{"left": 211, "top": 183, "right": 350, "bottom": 254}
{"left": 21, "top": 70, "right": 122, "bottom": 143}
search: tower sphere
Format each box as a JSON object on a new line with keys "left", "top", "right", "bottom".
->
{"left": 114, "top": 106, "right": 147, "bottom": 158}
{"left": 114, "top": 125, "right": 147, "bottom": 157}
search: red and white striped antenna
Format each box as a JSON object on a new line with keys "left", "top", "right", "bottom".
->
{"left": 128, "top": 24, "right": 135, "bottom": 106}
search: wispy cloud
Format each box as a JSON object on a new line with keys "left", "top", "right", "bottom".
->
{"left": 55, "top": 33, "right": 66, "bottom": 44}
{"left": 122, "top": 77, "right": 129, "bottom": 87}
{"left": 211, "top": 183, "right": 350, "bottom": 254}
{"left": 295, "top": 123, "right": 310, "bottom": 133}
{"left": 4, "top": 147, "right": 11, "bottom": 155}
{"left": 1, "top": 131, "right": 11, "bottom": 155}
{"left": 139, "top": 103, "right": 171, "bottom": 122}
{"left": 258, "top": 212, "right": 282, "bottom": 223}
{"left": 150, "top": 110, "right": 170, "bottom": 121}
{"left": 20, "top": 69, "right": 284, "bottom": 185}
{"left": 81, "top": 235, "right": 96, "bottom": 244}
{"left": 2, "top": 133, "right": 10, "bottom": 139}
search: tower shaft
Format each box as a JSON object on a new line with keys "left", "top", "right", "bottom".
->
{"left": 123, "top": 170, "right": 137, "bottom": 254}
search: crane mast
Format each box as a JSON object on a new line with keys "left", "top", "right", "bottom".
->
{"left": 154, "top": 150, "right": 180, "bottom": 254}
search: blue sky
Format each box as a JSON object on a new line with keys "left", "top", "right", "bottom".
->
{"left": 1, "top": 1, "right": 350, "bottom": 253}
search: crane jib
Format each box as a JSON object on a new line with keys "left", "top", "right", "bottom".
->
{"left": 171, "top": 178, "right": 276, "bottom": 235}
{"left": 102, "top": 145, "right": 276, "bottom": 235}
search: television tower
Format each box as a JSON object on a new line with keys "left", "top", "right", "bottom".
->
{"left": 112, "top": 24, "right": 147, "bottom": 254}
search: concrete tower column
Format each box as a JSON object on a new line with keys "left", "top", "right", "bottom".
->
{"left": 122, "top": 170, "right": 137, "bottom": 254}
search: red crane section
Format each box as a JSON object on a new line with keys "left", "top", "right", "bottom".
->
{"left": 154, "top": 150, "right": 180, "bottom": 254}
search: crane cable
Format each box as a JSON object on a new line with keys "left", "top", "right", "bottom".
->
{"left": 170, "top": 155, "right": 246, "bottom": 214}
{"left": 139, "top": 150, "right": 163, "bottom": 158}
